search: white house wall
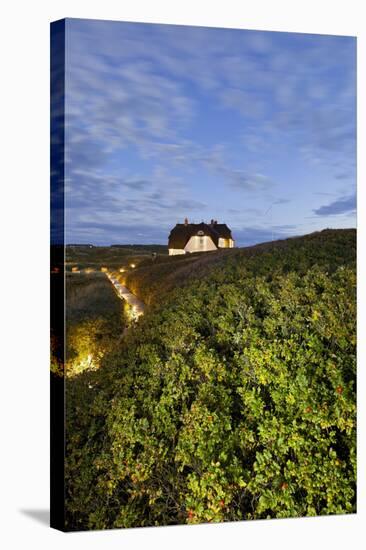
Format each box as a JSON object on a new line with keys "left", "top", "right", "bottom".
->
{"left": 168, "top": 248, "right": 186, "bottom": 256}
{"left": 184, "top": 235, "right": 217, "bottom": 253}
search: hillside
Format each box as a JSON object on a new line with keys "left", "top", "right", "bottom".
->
{"left": 64, "top": 228, "right": 356, "bottom": 530}
{"left": 57, "top": 273, "right": 126, "bottom": 377}
{"left": 112, "top": 228, "right": 356, "bottom": 305}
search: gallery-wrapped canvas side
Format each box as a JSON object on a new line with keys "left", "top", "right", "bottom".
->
{"left": 50, "top": 18, "right": 66, "bottom": 532}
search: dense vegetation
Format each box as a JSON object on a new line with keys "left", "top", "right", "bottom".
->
{"left": 117, "top": 229, "right": 356, "bottom": 306}
{"left": 64, "top": 229, "right": 356, "bottom": 530}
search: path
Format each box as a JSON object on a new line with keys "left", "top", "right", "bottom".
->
{"left": 106, "top": 272, "right": 145, "bottom": 320}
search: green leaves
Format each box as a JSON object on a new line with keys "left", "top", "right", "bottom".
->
{"left": 64, "top": 230, "right": 356, "bottom": 529}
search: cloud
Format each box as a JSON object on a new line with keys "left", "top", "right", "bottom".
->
{"left": 219, "top": 88, "right": 266, "bottom": 118}
{"left": 61, "top": 20, "right": 356, "bottom": 244}
{"left": 197, "top": 146, "right": 274, "bottom": 192}
{"left": 66, "top": 221, "right": 170, "bottom": 245}
{"left": 228, "top": 171, "right": 272, "bottom": 191}
{"left": 313, "top": 194, "right": 356, "bottom": 216}
{"left": 66, "top": 20, "right": 355, "bottom": 174}
{"left": 273, "top": 198, "right": 290, "bottom": 205}
{"left": 65, "top": 23, "right": 197, "bottom": 168}
{"left": 64, "top": 164, "right": 208, "bottom": 244}
{"left": 334, "top": 172, "right": 352, "bottom": 181}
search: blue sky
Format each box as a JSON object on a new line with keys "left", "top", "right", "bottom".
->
{"left": 63, "top": 18, "right": 356, "bottom": 246}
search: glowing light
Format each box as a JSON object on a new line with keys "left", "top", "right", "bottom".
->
{"left": 130, "top": 263, "right": 136, "bottom": 268}
{"left": 101, "top": 267, "right": 108, "bottom": 272}
{"left": 119, "top": 268, "right": 125, "bottom": 273}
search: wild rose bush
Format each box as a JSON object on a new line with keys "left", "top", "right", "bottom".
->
{"left": 65, "top": 230, "right": 356, "bottom": 530}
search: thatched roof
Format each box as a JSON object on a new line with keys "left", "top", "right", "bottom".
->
{"left": 168, "top": 222, "right": 233, "bottom": 249}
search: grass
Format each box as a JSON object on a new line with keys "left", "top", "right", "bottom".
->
{"left": 66, "top": 272, "right": 124, "bottom": 323}
{"left": 65, "top": 244, "right": 168, "bottom": 271}
{"left": 63, "top": 272, "right": 126, "bottom": 377}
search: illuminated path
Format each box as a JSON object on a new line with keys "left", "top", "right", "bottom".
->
{"left": 106, "top": 272, "right": 145, "bottom": 320}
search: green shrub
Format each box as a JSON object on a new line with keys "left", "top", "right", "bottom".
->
{"left": 65, "top": 229, "right": 356, "bottom": 529}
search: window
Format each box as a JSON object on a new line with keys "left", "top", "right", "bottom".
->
{"left": 197, "top": 230, "right": 205, "bottom": 249}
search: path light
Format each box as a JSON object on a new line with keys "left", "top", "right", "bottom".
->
{"left": 107, "top": 272, "right": 145, "bottom": 319}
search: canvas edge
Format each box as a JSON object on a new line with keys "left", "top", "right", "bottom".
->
{"left": 50, "top": 18, "right": 67, "bottom": 532}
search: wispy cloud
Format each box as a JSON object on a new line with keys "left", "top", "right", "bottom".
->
{"left": 313, "top": 194, "right": 356, "bottom": 216}
{"left": 61, "top": 19, "right": 356, "bottom": 244}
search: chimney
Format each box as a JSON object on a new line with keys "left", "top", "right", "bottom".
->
{"left": 184, "top": 217, "right": 189, "bottom": 225}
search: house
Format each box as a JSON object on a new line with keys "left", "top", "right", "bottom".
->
{"left": 168, "top": 218, "right": 235, "bottom": 255}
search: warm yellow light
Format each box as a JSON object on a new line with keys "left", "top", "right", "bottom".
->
{"left": 119, "top": 268, "right": 125, "bottom": 273}
{"left": 130, "top": 263, "right": 136, "bottom": 268}
{"left": 101, "top": 267, "right": 108, "bottom": 272}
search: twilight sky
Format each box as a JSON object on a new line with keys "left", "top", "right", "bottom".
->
{"left": 63, "top": 18, "right": 356, "bottom": 246}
